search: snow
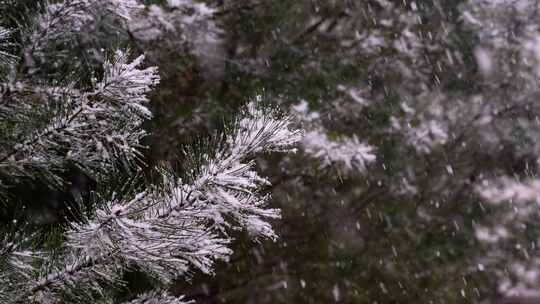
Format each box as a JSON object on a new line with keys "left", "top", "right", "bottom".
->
{"left": 474, "top": 47, "right": 494, "bottom": 76}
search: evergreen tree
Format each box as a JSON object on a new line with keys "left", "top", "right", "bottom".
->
{"left": 6, "top": 0, "right": 540, "bottom": 303}
{"left": 0, "top": 1, "right": 300, "bottom": 303}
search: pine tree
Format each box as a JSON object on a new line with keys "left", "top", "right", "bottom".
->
{"left": 0, "top": 1, "right": 301, "bottom": 303}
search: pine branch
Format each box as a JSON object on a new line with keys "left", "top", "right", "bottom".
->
{"left": 23, "top": 0, "right": 143, "bottom": 68}
{"left": 5, "top": 101, "right": 301, "bottom": 303}
{"left": 0, "top": 49, "right": 159, "bottom": 185}
{"left": 291, "top": 100, "right": 375, "bottom": 173}
{"left": 0, "top": 26, "right": 17, "bottom": 68}
{"left": 123, "top": 291, "right": 192, "bottom": 304}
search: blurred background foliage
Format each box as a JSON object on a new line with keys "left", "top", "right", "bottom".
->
{"left": 134, "top": 0, "right": 540, "bottom": 303}
{"left": 139, "top": 1, "right": 479, "bottom": 303}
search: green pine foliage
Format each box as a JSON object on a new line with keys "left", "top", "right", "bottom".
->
{"left": 0, "top": 1, "right": 300, "bottom": 303}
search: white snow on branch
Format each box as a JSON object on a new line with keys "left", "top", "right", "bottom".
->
{"left": 0, "top": 49, "right": 159, "bottom": 182}
{"left": 498, "top": 262, "right": 540, "bottom": 301}
{"left": 478, "top": 178, "right": 540, "bottom": 205}
{"left": 97, "top": 50, "right": 159, "bottom": 118}
{"left": 390, "top": 102, "right": 449, "bottom": 154}
{"left": 303, "top": 131, "right": 376, "bottom": 173}
{"left": 104, "top": 0, "right": 144, "bottom": 20}
{"left": 337, "top": 84, "right": 370, "bottom": 106}
{"left": 14, "top": 101, "right": 301, "bottom": 302}
{"left": 406, "top": 120, "right": 449, "bottom": 154}
{"left": 0, "top": 235, "right": 42, "bottom": 303}
{"left": 26, "top": 0, "right": 143, "bottom": 63}
{"left": 0, "top": 27, "right": 17, "bottom": 67}
{"left": 124, "top": 291, "right": 192, "bottom": 304}
{"left": 291, "top": 100, "right": 375, "bottom": 173}
{"left": 476, "top": 177, "right": 540, "bottom": 297}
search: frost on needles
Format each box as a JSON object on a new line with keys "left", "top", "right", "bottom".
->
{"left": 0, "top": 0, "right": 302, "bottom": 302}
{"left": 0, "top": 102, "right": 301, "bottom": 303}
{"left": 0, "top": 49, "right": 159, "bottom": 186}
{"left": 0, "top": 0, "right": 156, "bottom": 186}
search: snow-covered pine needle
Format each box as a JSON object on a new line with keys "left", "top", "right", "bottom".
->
{"left": 8, "top": 101, "right": 301, "bottom": 303}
